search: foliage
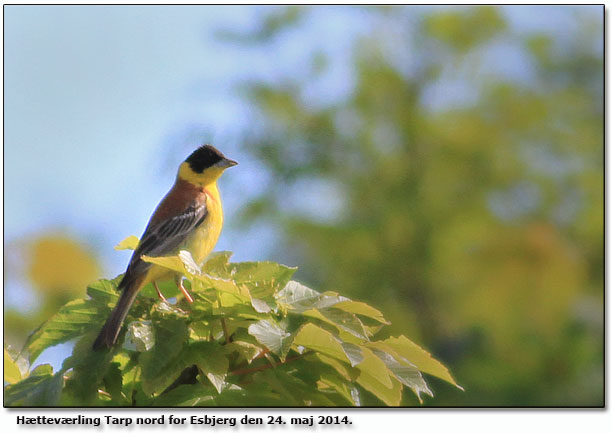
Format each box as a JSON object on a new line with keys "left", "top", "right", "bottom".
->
{"left": 219, "top": 6, "right": 603, "bottom": 406}
{"left": 4, "top": 243, "right": 460, "bottom": 406}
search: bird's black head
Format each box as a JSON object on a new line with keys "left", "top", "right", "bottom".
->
{"left": 185, "top": 145, "right": 230, "bottom": 174}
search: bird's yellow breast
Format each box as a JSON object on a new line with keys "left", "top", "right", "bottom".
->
{"left": 184, "top": 182, "right": 223, "bottom": 265}
{"left": 141, "top": 182, "right": 223, "bottom": 287}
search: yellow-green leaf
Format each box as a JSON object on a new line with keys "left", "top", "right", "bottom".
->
{"left": 369, "top": 346, "right": 433, "bottom": 403}
{"left": 248, "top": 320, "right": 292, "bottom": 360}
{"left": 292, "top": 323, "right": 349, "bottom": 363}
{"left": 314, "top": 353, "right": 354, "bottom": 381}
{"left": 355, "top": 346, "right": 392, "bottom": 389}
{"left": 114, "top": 235, "right": 139, "bottom": 250}
{"left": 4, "top": 349, "right": 22, "bottom": 384}
{"left": 193, "top": 273, "right": 249, "bottom": 298}
{"left": 357, "top": 373, "right": 403, "bottom": 406}
{"left": 318, "top": 374, "right": 359, "bottom": 406}
{"left": 332, "top": 300, "right": 390, "bottom": 324}
{"left": 383, "top": 335, "right": 462, "bottom": 390}
{"left": 141, "top": 255, "right": 186, "bottom": 274}
{"left": 302, "top": 308, "right": 368, "bottom": 340}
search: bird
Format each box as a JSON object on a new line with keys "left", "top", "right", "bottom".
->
{"left": 93, "top": 144, "right": 237, "bottom": 350}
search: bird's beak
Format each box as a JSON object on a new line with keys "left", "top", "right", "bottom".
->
{"left": 217, "top": 158, "right": 238, "bottom": 168}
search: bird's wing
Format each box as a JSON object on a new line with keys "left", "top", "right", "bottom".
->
{"left": 119, "top": 201, "right": 208, "bottom": 289}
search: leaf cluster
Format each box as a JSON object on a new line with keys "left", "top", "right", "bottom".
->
{"left": 5, "top": 244, "right": 460, "bottom": 406}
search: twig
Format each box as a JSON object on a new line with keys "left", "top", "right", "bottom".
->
{"left": 221, "top": 318, "right": 230, "bottom": 344}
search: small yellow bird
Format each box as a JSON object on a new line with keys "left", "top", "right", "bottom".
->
{"left": 93, "top": 145, "right": 237, "bottom": 350}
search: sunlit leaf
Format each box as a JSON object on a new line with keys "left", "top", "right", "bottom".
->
{"left": 248, "top": 320, "right": 292, "bottom": 360}
{"left": 124, "top": 321, "right": 155, "bottom": 352}
{"left": 370, "top": 347, "right": 433, "bottom": 403}
{"left": 276, "top": 281, "right": 322, "bottom": 312}
{"left": 224, "top": 341, "right": 263, "bottom": 364}
{"left": 302, "top": 308, "right": 368, "bottom": 341}
{"left": 114, "top": 235, "right": 139, "bottom": 251}
{"left": 332, "top": 300, "right": 390, "bottom": 324}
{"left": 4, "top": 349, "right": 22, "bottom": 384}
{"left": 382, "top": 336, "right": 462, "bottom": 389}
{"left": 292, "top": 323, "right": 349, "bottom": 363}
{"left": 319, "top": 374, "right": 360, "bottom": 406}
{"left": 25, "top": 296, "right": 111, "bottom": 363}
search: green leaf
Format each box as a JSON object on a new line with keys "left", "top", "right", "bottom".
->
{"left": 87, "top": 278, "right": 121, "bottom": 304}
{"left": 340, "top": 342, "right": 364, "bottom": 367}
{"left": 255, "top": 368, "right": 338, "bottom": 406}
{"left": 224, "top": 341, "right": 263, "bottom": 364}
{"left": 4, "top": 364, "right": 63, "bottom": 407}
{"left": 277, "top": 282, "right": 356, "bottom": 316}
{"left": 355, "top": 348, "right": 402, "bottom": 406}
{"left": 248, "top": 320, "right": 292, "bottom": 360}
{"left": 25, "top": 292, "right": 112, "bottom": 363}
{"left": 102, "top": 362, "right": 124, "bottom": 403}
{"left": 189, "top": 321, "right": 212, "bottom": 341}
{"left": 359, "top": 374, "right": 403, "bottom": 407}
{"left": 152, "top": 301, "right": 189, "bottom": 319}
{"left": 355, "top": 347, "right": 392, "bottom": 388}
{"left": 319, "top": 373, "right": 360, "bottom": 406}
{"left": 140, "top": 316, "right": 190, "bottom": 395}
{"left": 186, "top": 342, "right": 229, "bottom": 393}
{"left": 124, "top": 321, "right": 155, "bottom": 352}
{"left": 153, "top": 383, "right": 287, "bottom": 407}
{"left": 313, "top": 353, "right": 355, "bottom": 381}
{"left": 383, "top": 336, "right": 462, "bottom": 389}
{"left": 332, "top": 300, "right": 390, "bottom": 324}
{"left": 303, "top": 308, "right": 369, "bottom": 340}
{"left": 4, "top": 349, "right": 22, "bottom": 384}
{"left": 227, "top": 261, "right": 297, "bottom": 298}
{"left": 370, "top": 348, "right": 433, "bottom": 404}
{"left": 276, "top": 281, "right": 322, "bottom": 312}
{"left": 202, "top": 251, "right": 233, "bottom": 273}
{"left": 114, "top": 235, "right": 139, "bottom": 250}
{"left": 250, "top": 297, "right": 273, "bottom": 313}
{"left": 141, "top": 255, "right": 192, "bottom": 276}
{"left": 292, "top": 323, "right": 349, "bottom": 363}
{"left": 192, "top": 273, "right": 250, "bottom": 298}
{"left": 62, "top": 333, "right": 115, "bottom": 404}
{"left": 178, "top": 250, "right": 202, "bottom": 275}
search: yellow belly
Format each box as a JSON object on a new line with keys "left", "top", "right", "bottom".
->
{"left": 143, "top": 183, "right": 223, "bottom": 286}
{"left": 184, "top": 192, "right": 223, "bottom": 265}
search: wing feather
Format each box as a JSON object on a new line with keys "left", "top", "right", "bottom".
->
{"left": 119, "top": 201, "right": 208, "bottom": 289}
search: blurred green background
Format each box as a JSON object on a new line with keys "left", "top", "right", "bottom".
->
{"left": 4, "top": 6, "right": 603, "bottom": 406}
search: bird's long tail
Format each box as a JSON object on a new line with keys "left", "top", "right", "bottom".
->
{"left": 92, "top": 277, "right": 143, "bottom": 350}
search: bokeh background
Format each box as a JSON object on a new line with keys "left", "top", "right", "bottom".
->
{"left": 4, "top": 5, "right": 603, "bottom": 406}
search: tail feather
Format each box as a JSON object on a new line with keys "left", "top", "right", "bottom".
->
{"left": 92, "top": 279, "right": 142, "bottom": 350}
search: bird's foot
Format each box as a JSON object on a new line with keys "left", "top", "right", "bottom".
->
{"left": 153, "top": 282, "right": 168, "bottom": 302}
{"left": 178, "top": 279, "right": 194, "bottom": 303}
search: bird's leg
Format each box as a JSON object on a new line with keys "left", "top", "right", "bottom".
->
{"left": 176, "top": 276, "right": 194, "bottom": 303}
{"left": 153, "top": 282, "right": 167, "bottom": 302}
